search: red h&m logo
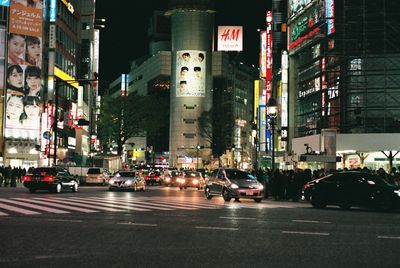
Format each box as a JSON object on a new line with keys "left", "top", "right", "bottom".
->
{"left": 220, "top": 28, "right": 240, "bottom": 41}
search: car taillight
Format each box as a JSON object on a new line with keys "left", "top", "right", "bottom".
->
{"left": 303, "top": 184, "right": 311, "bottom": 190}
{"left": 42, "top": 176, "right": 55, "bottom": 182}
{"left": 23, "top": 175, "right": 32, "bottom": 182}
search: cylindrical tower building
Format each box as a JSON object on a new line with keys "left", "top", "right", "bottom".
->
{"left": 166, "top": 0, "right": 215, "bottom": 168}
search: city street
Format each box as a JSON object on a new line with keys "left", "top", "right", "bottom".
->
{"left": 0, "top": 185, "right": 399, "bottom": 267}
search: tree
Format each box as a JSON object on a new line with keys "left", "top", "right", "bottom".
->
{"left": 97, "top": 90, "right": 169, "bottom": 156}
{"left": 198, "top": 108, "right": 234, "bottom": 161}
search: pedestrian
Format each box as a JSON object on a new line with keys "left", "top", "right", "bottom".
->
{"left": 4, "top": 166, "right": 11, "bottom": 187}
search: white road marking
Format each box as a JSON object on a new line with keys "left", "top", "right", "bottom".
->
{"left": 117, "top": 222, "right": 157, "bottom": 227}
{"left": 35, "top": 197, "right": 125, "bottom": 212}
{"left": 220, "top": 216, "right": 256, "bottom": 220}
{"left": 14, "top": 198, "right": 99, "bottom": 213}
{"left": 0, "top": 211, "right": 8, "bottom": 216}
{"left": 0, "top": 198, "right": 69, "bottom": 214}
{"left": 377, "top": 236, "right": 400, "bottom": 240}
{"left": 86, "top": 197, "right": 173, "bottom": 211}
{"left": 0, "top": 202, "right": 40, "bottom": 215}
{"left": 292, "top": 220, "right": 331, "bottom": 224}
{"left": 282, "top": 231, "right": 330, "bottom": 236}
{"left": 195, "top": 226, "right": 239, "bottom": 231}
{"left": 66, "top": 197, "right": 150, "bottom": 212}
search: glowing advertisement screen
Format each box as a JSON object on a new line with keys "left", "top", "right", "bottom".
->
{"left": 176, "top": 50, "right": 206, "bottom": 97}
{"left": 6, "top": 0, "right": 43, "bottom": 139}
{"left": 289, "top": 0, "right": 313, "bottom": 18}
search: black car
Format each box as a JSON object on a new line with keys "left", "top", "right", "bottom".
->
{"left": 23, "top": 167, "right": 79, "bottom": 193}
{"left": 303, "top": 171, "right": 400, "bottom": 211}
{"left": 204, "top": 168, "right": 264, "bottom": 202}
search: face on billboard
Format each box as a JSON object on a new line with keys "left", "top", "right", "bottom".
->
{"left": 176, "top": 50, "right": 206, "bottom": 97}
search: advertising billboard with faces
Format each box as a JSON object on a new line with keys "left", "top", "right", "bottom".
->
{"left": 176, "top": 50, "right": 206, "bottom": 97}
{"left": 5, "top": 0, "right": 43, "bottom": 139}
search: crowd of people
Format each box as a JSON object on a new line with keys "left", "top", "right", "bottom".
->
{"left": 0, "top": 166, "right": 33, "bottom": 187}
{"left": 255, "top": 166, "right": 400, "bottom": 202}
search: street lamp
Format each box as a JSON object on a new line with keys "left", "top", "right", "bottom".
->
{"left": 196, "top": 144, "right": 201, "bottom": 169}
{"left": 267, "top": 97, "right": 277, "bottom": 170}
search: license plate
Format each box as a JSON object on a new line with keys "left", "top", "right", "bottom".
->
{"left": 245, "top": 190, "right": 253, "bottom": 195}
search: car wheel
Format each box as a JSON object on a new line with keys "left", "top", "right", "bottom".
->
{"left": 109, "top": 187, "right": 114, "bottom": 191}
{"left": 52, "top": 183, "right": 62, "bottom": 194}
{"left": 205, "top": 187, "right": 213, "bottom": 200}
{"left": 311, "top": 194, "right": 326, "bottom": 209}
{"left": 29, "top": 188, "right": 36, "bottom": 193}
{"left": 254, "top": 198, "right": 262, "bottom": 203}
{"left": 71, "top": 181, "right": 78, "bottom": 192}
{"left": 222, "top": 188, "right": 231, "bottom": 202}
{"left": 179, "top": 186, "right": 183, "bottom": 190}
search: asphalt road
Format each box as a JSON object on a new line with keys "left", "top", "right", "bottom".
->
{"left": 0, "top": 184, "right": 399, "bottom": 268}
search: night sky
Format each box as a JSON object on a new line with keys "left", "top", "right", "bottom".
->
{"left": 95, "top": 0, "right": 272, "bottom": 84}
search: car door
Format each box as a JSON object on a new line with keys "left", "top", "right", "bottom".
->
{"left": 214, "top": 169, "right": 226, "bottom": 194}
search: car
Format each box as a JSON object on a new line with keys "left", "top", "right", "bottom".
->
{"left": 108, "top": 171, "right": 146, "bottom": 191}
{"left": 143, "top": 170, "right": 162, "bottom": 185}
{"left": 204, "top": 168, "right": 264, "bottom": 202}
{"left": 303, "top": 171, "right": 400, "bottom": 211}
{"left": 163, "top": 170, "right": 183, "bottom": 187}
{"left": 83, "top": 167, "right": 107, "bottom": 185}
{"left": 177, "top": 170, "right": 205, "bottom": 190}
{"left": 23, "top": 167, "right": 79, "bottom": 193}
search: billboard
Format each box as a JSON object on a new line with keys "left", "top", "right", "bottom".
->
{"left": 217, "top": 26, "right": 243, "bottom": 51}
{"left": 176, "top": 50, "right": 206, "bottom": 97}
{"left": 5, "top": 0, "right": 43, "bottom": 139}
{"left": 289, "top": 0, "right": 314, "bottom": 18}
{"left": 326, "top": 0, "right": 335, "bottom": 35}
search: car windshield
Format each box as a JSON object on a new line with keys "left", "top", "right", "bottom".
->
{"left": 117, "top": 172, "right": 136, "bottom": 178}
{"left": 87, "top": 168, "right": 101, "bottom": 174}
{"left": 225, "top": 170, "right": 256, "bottom": 180}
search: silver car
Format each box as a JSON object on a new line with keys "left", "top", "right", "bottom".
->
{"left": 108, "top": 171, "right": 146, "bottom": 191}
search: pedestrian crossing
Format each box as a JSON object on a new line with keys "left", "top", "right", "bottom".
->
{"left": 0, "top": 196, "right": 304, "bottom": 217}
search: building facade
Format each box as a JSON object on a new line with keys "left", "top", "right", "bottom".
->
{"left": 287, "top": 0, "right": 400, "bottom": 170}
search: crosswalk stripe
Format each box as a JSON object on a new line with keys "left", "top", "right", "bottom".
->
{"left": 156, "top": 200, "right": 220, "bottom": 209}
{"left": 109, "top": 196, "right": 197, "bottom": 210}
{"left": 83, "top": 197, "right": 173, "bottom": 211}
{"left": 59, "top": 197, "right": 150, "bottom": 212}
{"left": 13, "top": 198, "right": 99, "bottom": 213}
{"left": 146, "top": 200, "right": 208, "bottom": 210}
{"left": 0, "top": 211, "right": 9, "bottom": 216}
{"left": 0, "top": 198, "right": 69, "bottom": 214}
{"left": 34, "top": 197, "right": 125, "bottom": 212}
{"left": 0, "top": 202, "right": 39, "bottom": 215}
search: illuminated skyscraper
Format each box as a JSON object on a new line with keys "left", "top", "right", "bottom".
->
{"left": 166, "top": 0, "right": 215, "bottom": 167}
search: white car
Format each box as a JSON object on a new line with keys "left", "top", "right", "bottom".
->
{"left": 108, "top": 171, "right": 146, "bottom": 191}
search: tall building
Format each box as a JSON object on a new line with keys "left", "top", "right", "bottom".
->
{"left": 0, "top": 0, "right": 100, "bottom": 168}
{"left": 166, "top": 0, "right": 215, "bottom": 168}
{"left": 287, "top": 0, "right": 400, "bottom": 170}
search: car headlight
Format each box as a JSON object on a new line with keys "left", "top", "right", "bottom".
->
{"left": 125, "top": 180, "right": 132, "bottom": 185}
{"left": 257, "top": 184, "right": 264, "bottom": 190}
{"left": 165, "top": 177, "right": 171, "bottom": 182}
{"left": 394, "top": 190, "right": 400, "bottom": 197}
{"left": 192, "top": 179, "right": 199, "bottom": 184}
{"left": 109, "top": 179, "right": 114, "bottom": 185}
{"left": 230, "top": 183, "right": 239, "bottom": 189}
